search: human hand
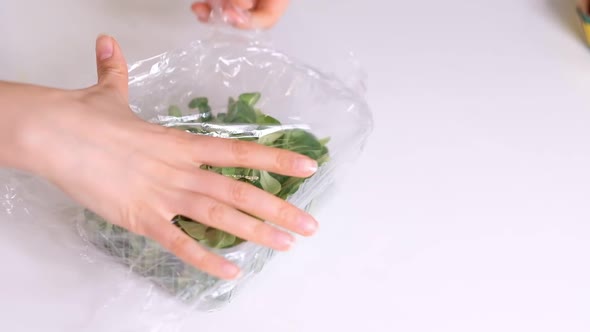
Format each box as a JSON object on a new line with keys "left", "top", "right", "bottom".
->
{"left": 191, "top": 0, "right": 289, "bottom": 29}
{"left": 18, "top": 35, "right": 318, "bottom": 280}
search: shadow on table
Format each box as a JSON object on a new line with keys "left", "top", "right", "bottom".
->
{"left": 546, "top": 0, "right": 583, "bottom": 39}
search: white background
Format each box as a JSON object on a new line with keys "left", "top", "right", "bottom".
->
{"left": 2, "top": 0, "right": 590, "bottom": 331}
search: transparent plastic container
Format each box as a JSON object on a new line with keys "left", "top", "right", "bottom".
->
{"left": 74, "top": 28, "right": 373, "bottom": 312}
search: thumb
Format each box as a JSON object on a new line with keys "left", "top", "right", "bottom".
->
{"left": 249, "top": 0, "right": 289, "bottom": 29}
{"left": 95, "top": 34, "right": 129, "bottom": 98}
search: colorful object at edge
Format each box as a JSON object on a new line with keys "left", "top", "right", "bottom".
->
{"left": 578, "top": 1, "right": 590, "bottom": 46}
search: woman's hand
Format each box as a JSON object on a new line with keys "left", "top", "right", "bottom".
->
{"left": 191, "top": 0, "right": 289, "bottom": 29}
{"left": 4, "top": 35, "right": 318, "bottom": 280}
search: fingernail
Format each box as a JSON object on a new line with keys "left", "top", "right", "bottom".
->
{"left": 96, "top": 34, "right": 114, "bottom": 61}
{"left": 274, "top": 232, "right": 295, "bottom": 250}
{"left": 298, "top": 158, "right": 318, "bottom": 174}
{"left": 222, "top": 262, "right": 241, "bottom": 279}
{"left": 299, "top": 215, "right": 319, "bottom": 236}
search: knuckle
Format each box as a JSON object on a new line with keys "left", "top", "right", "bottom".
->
{"left": 162, "top": 127, "right": 190, "bottom": 147}
{"left": 230, "top": 139, "right": 251, "bottom": 163}
{"left": 241, "top": 220, "right": 270, "bottom": 243}
{"left": 168, "top": 170, "right": 191, "bottom": 190}
{"left": 194, "top": 252, "right": 215, "bottom": 271}
{"left": 98, "top": 66, "right": 126, "bottom": 80}
{"left": 275, "top": 150, "right": 295, "bottom": 171}
{"left": 167, "top": 131, "right": 202, "bottom": 165}
{"left": 229, "top": 181, "right": 249, "bottom": 203}
{"left": 207, "top": 202, "right": 227, "bottom": 224}
{"left": 117, "top": 199, "right": 153, "bottom": 237}
{"left": 118, "top": 207, "right": 140, "bottom": 233}
{"left": 249, "top": 218, "right": 268, "bottom": 237}
{"left": 171, "top": 128, "right": 193, "bottom": 143}
{"left": 137, "top": 158, "right": 173, "bottom": 182}
{"left": 276, "top": 204, "right": 297, "bottom": 224}
{"left": 167, "top": 231, "right": 192, "bottom": 254}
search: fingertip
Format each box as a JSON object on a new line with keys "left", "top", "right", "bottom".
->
{"left": 301, "top": 215, "right": 319, "bottom": 237}
{"left": 96, "top": 34, "right": 114, "bottom": 61}
{"left": 96, "top": 34, "right": 126, "bottom": 64}
{"left": 94, "top": 34, "right": 129, "bottom": 98}
{"left": 297, "top": 157, "right": 318, "bottom": 177}
{"left": 220, "top": 261, "right": 242, "bottom": 280}
{"left": 192, "top": 2, "right": 211, "bottom": 22}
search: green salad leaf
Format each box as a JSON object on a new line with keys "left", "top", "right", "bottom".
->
{"left": 177, "top": 218, "right": 207, "bottom": 240}
{"left": 168, "top": 105, "right": 183, "bottom": 118}
{"left": 260, "top": 171, "right": 282, "bottom": 195}
{"left": 168, "top": 93, "right": 331, "bottom": 249}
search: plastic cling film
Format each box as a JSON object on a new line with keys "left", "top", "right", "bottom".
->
{"left": 81, "top": 30, "right": 372, "bottom": 317}
{"left": 0, "top": 13, "right": 374, "bottom": 332}
{"left": 206, "top": 0, "right": 252, "bottom": 26}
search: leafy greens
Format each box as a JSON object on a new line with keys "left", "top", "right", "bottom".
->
{"left": 166, "top": 93, "right": 330, "bottom": 249}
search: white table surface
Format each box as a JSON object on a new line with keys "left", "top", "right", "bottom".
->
{"left": 2, "top": 0, "right": 590, "bottom": 331}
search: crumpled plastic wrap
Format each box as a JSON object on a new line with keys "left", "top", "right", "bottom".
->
{"left": 77, "top": 31, "right": 372, "bottom": 308}
{"left": 0, "top": 6, "right": 373, "bottom": 331}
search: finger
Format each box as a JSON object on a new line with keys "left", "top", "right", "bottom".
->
{"left": 174, "top": 192, "right": 296, "bottom": 251}
{"left": 191, "top": 136, "right": 318, "bottom": 178}
{"left": 222, "top": 4, "right": 250, "bottom": 27}
{"left": 229, "top": 0, "right": 255, "bottom": 10}
{"left": 226, "top": 0, "right": 256, "bottom": 26}
{"left": 95, "top": 35, "right": 129, "bottom": 99}
{"left": 250, "top": 0, "right": 289, "bottom": 29}
{"left": 150, "top": 219, "right": 241, "bottom": 280}
{"left": 191, "top": 2, "right": 211, "bottom": 22}
{"left": 177, "top": 170, "right": 318, "bottom": 236}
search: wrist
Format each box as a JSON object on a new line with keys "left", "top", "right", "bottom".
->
{"left": 0, "top": 82, "right": 74, "bottom": 177}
